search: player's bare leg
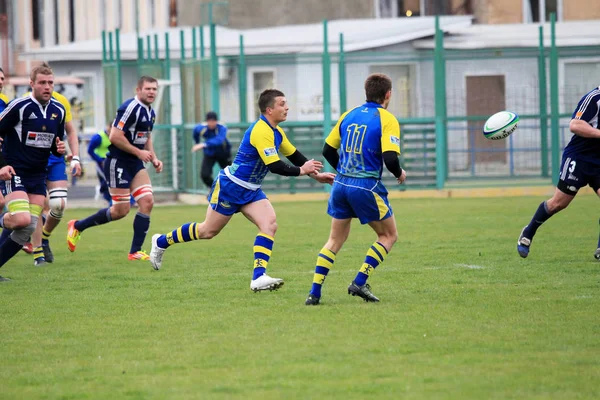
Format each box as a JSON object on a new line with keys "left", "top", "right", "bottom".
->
{"left": 241, "top": 199, "right": 284, "bottom": 292}
{"left": 306, "top": 217, "right": 352, "bottom": 305}
{"left": 38, "top": 181, "right": 68, "bottom": 262}
{"left": 518, "top": 188, "right": 574, "bottom": 258}
{"left": 150, "top": 205, "right": 232, "bottom": 270}
{"left": 348, "top": 216, "right": 398, "bottom": 303}
{"left": 0, "top": 193, "right": 45, "bottom": 278}
{"left": 30, "top": 208, "right": 46, "bottom": 266}
{"left": 127, "top": 169, "right": 154, "bottom": 261}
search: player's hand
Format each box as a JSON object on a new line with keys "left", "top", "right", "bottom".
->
{"left": 56, "top": 137, "right": 66, "bottom": 155}
{"left": 137, "top": 150, "right": 154, "bottom": 163}
{"left": 191, "top": 143, "right": 206, "bottom": 153}
{"left": 299, "top": 159, "right": 323, "bottom": 176}
{"left": 0, "top": 166, "right": 16, "bottom": 181}
{"left": 70, "top": 156, "right": 82, "bottom": 177}
{"left": 397, "top": 169, "right": 406, "bottom": 184}
{"left": 311, "top": 172, "right": 335, "bottom": 184}
{"left": 153, "top": 159, "right": 163, "bottom": 173}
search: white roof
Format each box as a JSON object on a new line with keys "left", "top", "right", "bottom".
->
{"left": 20, "top": 16, "right": 473, "bottom": 61}
{"left": 413, "top": 19, "right": 600, "bottom": 49}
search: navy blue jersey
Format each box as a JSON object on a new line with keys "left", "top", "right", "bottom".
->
{"left": 564, "top": 87, "right": 600, "bottom": 160}
{"left": 110, "top": 97, "right": 155, "bottom": 160}
{"left": 193, "top": 123, "right": 231, "bottom": 158}
{"left": 0, "top": 95, "right": 65, "bottom": 173}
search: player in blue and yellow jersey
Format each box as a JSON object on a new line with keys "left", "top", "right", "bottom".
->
{"left": 518, "top": 86, "right": 600, "bottom": 260}
{"left": 67, "top": 76, "right": 163, "bottom": 261}
{"left": 0, "top": 67, "right": 8, "bottom": 113}
{"left": 0, "top": 63, "right": 66, "bottom": 279}
{"left": 149, "top": 89, "right": 334, "bottom": 291}
{"left": 87, "top": 125, "right": 114, "bottom": 205}
{"left": 305, "top": 73, "right": 406, "bottom": 305}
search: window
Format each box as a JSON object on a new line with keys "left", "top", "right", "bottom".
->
{"left": 524, "top": 0, "right": 562, "bottom": 23}
{"left": 377, "top": 0, "right": 422, "bottom": 17}
{"left": 248, "top": 69, "right": 275, "bottom": 120}
{"left": 368, "top": 64, "right": 417, "bottom": 118}
{"left": 31, "top": 0, "right": 41, "bottom": 41}
{"left": 68, "top": 0, "right": 75, "bottom": 42}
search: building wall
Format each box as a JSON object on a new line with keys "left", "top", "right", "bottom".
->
{"left": 564, "top": 0, "right": 600, "bottom": 20}
{"left": 177, "top": 0, "right": 375, "bottom": 29}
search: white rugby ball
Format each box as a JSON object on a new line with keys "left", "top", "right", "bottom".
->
{"left": 483, "top": 111, "right": 519, "bottom": 140}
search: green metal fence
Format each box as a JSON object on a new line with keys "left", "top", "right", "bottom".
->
{"left": 100, "top": 14, "right": 600, "bottom": 195}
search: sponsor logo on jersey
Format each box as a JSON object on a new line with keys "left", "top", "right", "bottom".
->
{"left": 26, "top": 131, "right": 53, "bottom": 148}
{"left": 51, "top": 113, "right": 58, "bottom": 120}
{"left": 263, "top": 147, "right": 277, "bottom": 157}
{"left": 133, "top": 131, "right": 149, "bottom": 145}
{"left": 390, "top": 136, "right": 400, "bottom": 146}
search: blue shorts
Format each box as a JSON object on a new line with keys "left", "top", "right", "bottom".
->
{"left": 0, "top": 172, "right": 47, "bottom": 196}
{"left": 327, "top": 175, "right": 393, "bottom": 224}
{"left": 47, "top": 156, "right": 67, "bottom": 182}
{"left": 557, "top": 152, "right": 600, "bottom": 195}
{"left": 104, "top": 155, "right": 145, "bottom": 189}
{"left": 207, "top": 172, "right": 267, "bottom": 216}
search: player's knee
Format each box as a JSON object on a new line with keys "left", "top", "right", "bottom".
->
{"left": 137, "top": 195, "right": 154, "bottom": 214}
{"left": 10, "top": 213, "right": 31, "bottom": 230}
{"left": 48, "top": 188, "right": 68, "bottom": 220}
{"left": 110, "top": 204, "right": 130, "bottom": 220}
{"left": 10, "top": 215, "right": 37, "bottom": 245}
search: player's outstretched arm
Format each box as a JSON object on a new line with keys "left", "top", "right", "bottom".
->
{"left": 109, "top": 127, "right": 153, "bottom": 162}
{"left": 569, "top": 119, "right": 600, "bottom": 139}
{"left": 286, "top": 149, "right": 334, "bottom": 183}
{"left": 383, "top": 151, "right": 406, "bottom": 184}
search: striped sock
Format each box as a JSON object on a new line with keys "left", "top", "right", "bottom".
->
{"left": 252, "top": 233, "right": 274, "bottom": 280}
{"left": 156, "top": 222, "right": 199, "bottom": 249}
{"left": 309, "top": 247, "right": 336, "bottom": 298}
{"left": 33, "top": 246, "right": 45, "bottom": 262}
{"left": 354, "top": 241, "right": 388, "bottom": 286}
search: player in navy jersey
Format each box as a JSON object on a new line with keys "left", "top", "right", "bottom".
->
{"left": 305, "top": 73, "right": 406, "bottom": 305}
{"left": 149, "top": 89, "right": 334, "bottom": 292}
{"left": 518, "top": 86, "right": 600, "bottom": 260}
{"left": 67, "top": 76, "right": 163, "bottom": 261}
{"left": 192, "top": 111, "right": 232, "bottom": 188}
{"left": 0, "top": 63, "right": 66, "bottom": 280}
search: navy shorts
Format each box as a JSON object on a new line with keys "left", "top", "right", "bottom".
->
{"left": 327, "top": 175, "right": 393, "bottom": 224}
{"left": 46, "top": 156, "right": 67, "bottom": 182}
{"left": 207, "top": 171, "right": 267, "bottom": 216}
{"left": 0, "top": 172, "right": 47, "bottom": 196}
{"left": 104, "top": 155, "right": 145, "bottom": 189}
{"left": 557, "top": 152, "right": 600, "bottom": 195}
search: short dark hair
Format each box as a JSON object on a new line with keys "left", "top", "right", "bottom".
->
{"left": 0, "top": 67, "right": 4, "bottom": 74}
{"left": 137, "top": 75, "right": 158, "bottom": 88}
{"left": 206, "top": 111, "right": 218, "bottom": 121}
{"left": 30, "top": 62, "right": 53, "bottom": 82}
{"left": 364, "top": 73, "right": 392, "bottom": 104}
{"left": 258, "top": 89, "right": 285, "bottom": 113}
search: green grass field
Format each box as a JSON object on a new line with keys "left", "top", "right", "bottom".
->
{"left": 1, "top": 195, "right": 599, "bottom": 399}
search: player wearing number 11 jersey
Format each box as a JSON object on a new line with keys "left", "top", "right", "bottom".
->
{"left": 305, "top": 73, "right": 407, "bottom": 305}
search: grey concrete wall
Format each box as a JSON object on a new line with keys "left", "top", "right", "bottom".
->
{"left": 178, "top": 0, "right": 375, "bottom": 29}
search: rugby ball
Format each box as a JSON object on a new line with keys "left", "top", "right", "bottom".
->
{"left": 483, "top": 111, "right": 519, "bottom": 140}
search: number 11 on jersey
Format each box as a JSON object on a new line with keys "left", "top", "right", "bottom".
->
{"left": 345, "top": 124, "right": 367, "bottom": 154}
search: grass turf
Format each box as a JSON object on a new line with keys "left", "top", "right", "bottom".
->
{"left": 1, "top": 195, "right": 599, "bottom": 399}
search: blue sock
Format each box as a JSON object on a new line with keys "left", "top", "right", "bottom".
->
{"left": 156, "top": 222, "right": 199, "bottom": 249}
{"left": 354, "top": 242, "right": 388, "bottom": 286}
{"left": 130, "top": 212, "right": 150, "bottom": 254}
{"left": 0, "top": 236, "right": 26, "bottom": 267}
{"left": 523, "top": 201, "right": 553, "bottom": 239}
{"left": 252, "top": 233, "right": 274, "bottom": 280}
{"left": 74, "top": 208, "right": 112, "bottom": 232}
{"left": 0, "top": 228, "right": 12, "bottom": 247}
